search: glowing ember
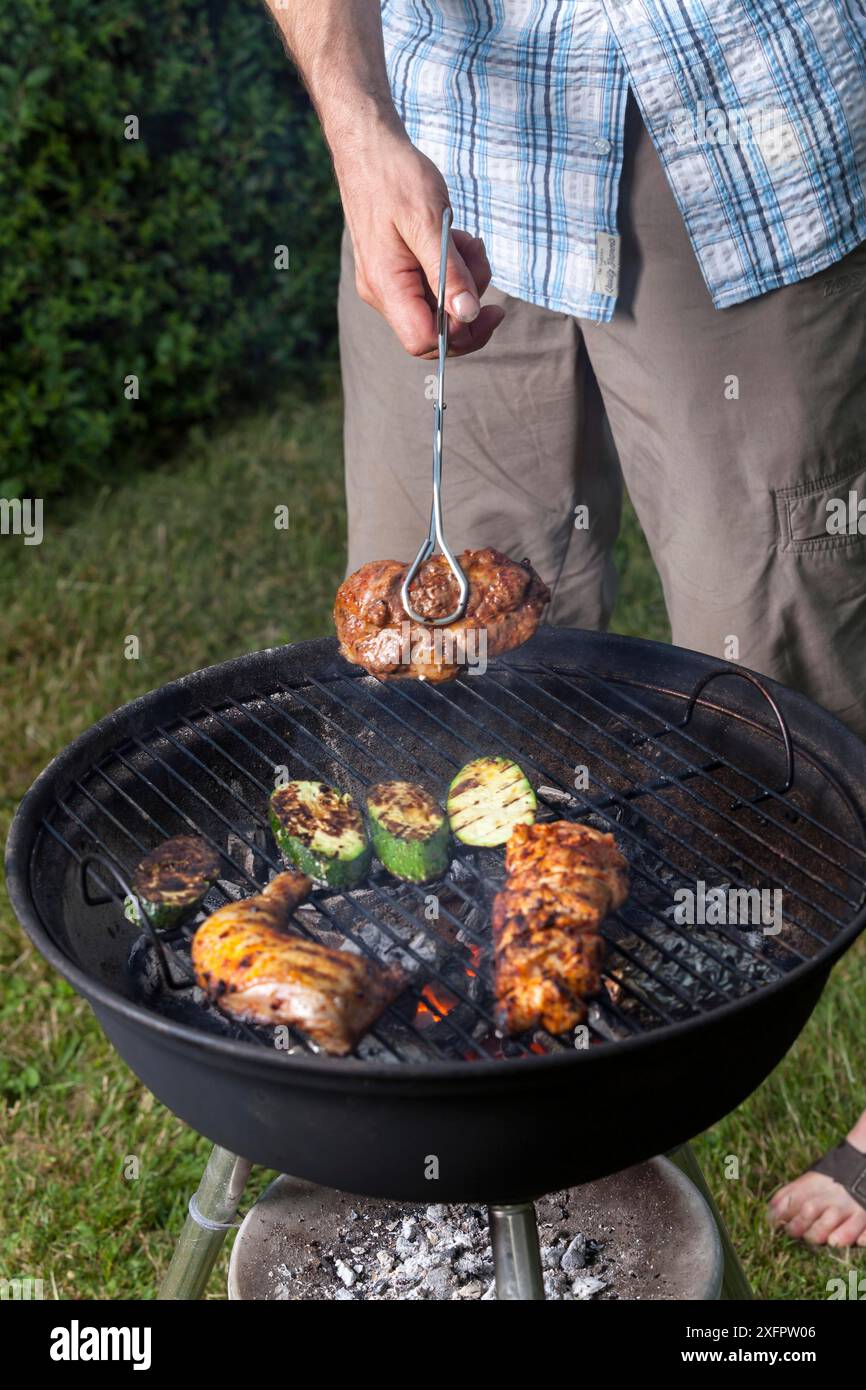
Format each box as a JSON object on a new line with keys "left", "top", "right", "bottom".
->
{"left": 414, "top": 984, "right": 459, "bottom": 1028}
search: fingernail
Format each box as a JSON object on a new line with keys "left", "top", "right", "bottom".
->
{"left": 453, "top": 291, "right": 480, "bottom": 323}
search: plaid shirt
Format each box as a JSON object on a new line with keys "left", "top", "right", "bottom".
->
{"left": 380, "top": 0, "right": 866, "bottom": 321}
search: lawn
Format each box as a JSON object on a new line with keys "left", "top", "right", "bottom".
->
{"left": 1, "top": 382, "right": 863, "bottom": 1300}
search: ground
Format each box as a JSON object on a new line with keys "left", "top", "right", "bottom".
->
{"left": 1, "top": 381, "right": 863, "bottom": 1299}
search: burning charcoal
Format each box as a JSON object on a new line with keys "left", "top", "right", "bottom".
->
{"left": 425, "top": 1204, "right": 446, "bottom": 1221}
{"left": 560, "top": 1232, "right": 587, "bottom": 1273}
{"left": 376, "top": 1250, "right": 395, "bottom": 1273}
{"left": 457, "top": 1280, "right": 483, "bottom": 1299}
{"left": 536, "top": 785, "right": 580, "bottom": 809}
{"left": 215, "top": 879, "right": 245, "bottom": 902}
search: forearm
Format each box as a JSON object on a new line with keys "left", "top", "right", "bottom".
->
{"left": 263, "top": 0, "right": 406, "bottom": 155}
{"left": 263, "top": 0, "right": 501, "bottom": 355}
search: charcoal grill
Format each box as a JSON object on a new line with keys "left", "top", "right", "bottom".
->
{"left": 7, "top": 628, "right": 866, "bottom": 1229}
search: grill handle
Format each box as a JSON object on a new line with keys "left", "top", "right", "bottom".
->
{"left": 80, "top": 852, "right": 191, "bottom": 992}
{"left": 678, "top": 666, "right": 795, "bottom": 797}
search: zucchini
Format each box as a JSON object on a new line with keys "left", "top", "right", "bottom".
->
{"left": 124, "top": 835, "right": 220, "bottom": 931}
{"left": 366, "top": 781, "right": 450, "bottom": 883}
{"left": 270, "top": 781, "right": 371, "bottom": 888}
{"left": 446, "top": 756, "right": 536, "bottom": 847}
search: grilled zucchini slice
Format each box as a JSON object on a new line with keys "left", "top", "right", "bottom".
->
{"left": 447, "top": 757, "right": 536, "bottom": 847}
{"left": 270, "top": 781, "right": 371, "bottom": 888}
{"left": 366, "top": 781, "right": 450, "bottom": 883}
{"left": 123, "top": 835, "right": 220, "bottom": 930}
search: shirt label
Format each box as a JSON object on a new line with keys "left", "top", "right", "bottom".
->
{"left": 594, "top": 231, "right": 621, "bottom": 297}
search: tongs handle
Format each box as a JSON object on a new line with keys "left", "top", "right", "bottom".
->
{"left": 400, "top": 207, "right": 470, "bottom": 628}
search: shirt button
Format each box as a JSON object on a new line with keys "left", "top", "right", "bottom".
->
{"left": 594, "top": 137, "right": 612, "bottom": 154}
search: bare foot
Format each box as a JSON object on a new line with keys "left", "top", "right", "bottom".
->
{"left": 768, "top": 1114, "right": 866, "bottom": 1248}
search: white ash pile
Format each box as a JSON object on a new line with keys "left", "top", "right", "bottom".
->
{"left": 266, "top": 1190, "right": 608, "bottom": 1301}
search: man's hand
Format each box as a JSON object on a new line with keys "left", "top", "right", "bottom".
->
{"left": 264, "top": 0, "right": 505, "bottom": 359}
{"left": 334, "top": 129, "right": 506, "bottom": 359}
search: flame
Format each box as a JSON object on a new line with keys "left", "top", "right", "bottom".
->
{"left": 415, "top": 983, "right": 458, "bottom": 1028}
{"left": 466, "top": 944, "right": 482, "bottom": 979}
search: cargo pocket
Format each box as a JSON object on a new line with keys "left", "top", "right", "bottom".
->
{"left": 774, "top": 458, "right": 866, "bottom": 554}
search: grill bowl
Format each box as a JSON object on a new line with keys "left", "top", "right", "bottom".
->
{"left": 7, "top": 629, "right": 866, "bottom": 1200}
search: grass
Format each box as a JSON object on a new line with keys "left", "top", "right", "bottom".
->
{"left": 0, "top": 382, "right": 863, "bottom": 1300}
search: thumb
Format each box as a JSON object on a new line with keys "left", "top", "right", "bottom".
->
{"left": 417, "top": 209, "right": 481, "bottom": 324}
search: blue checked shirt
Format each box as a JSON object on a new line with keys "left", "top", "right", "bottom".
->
{"left": 379, "top": 0, "right": 866, "bottom": 321}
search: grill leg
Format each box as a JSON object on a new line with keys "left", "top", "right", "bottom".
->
{"left": 489, "top": 1202, "right": 545, "bottom": 1300}
{"left": 669, "top": 1143, "right": 753, "bottom": 1300}
{"left": 158, "top": 1145, "right": 252, "bottom": 1301}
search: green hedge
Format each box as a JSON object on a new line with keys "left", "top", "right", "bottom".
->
{"left": 0, "top": 0, "right": 342, "bottom": 497}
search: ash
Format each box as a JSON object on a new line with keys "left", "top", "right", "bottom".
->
{"left": 265, "top": 1190, "right": 609, "bottom": 1301}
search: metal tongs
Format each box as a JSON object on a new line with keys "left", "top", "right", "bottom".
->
{"left": 400, "top": 207, "right": 470, "bottom": 626}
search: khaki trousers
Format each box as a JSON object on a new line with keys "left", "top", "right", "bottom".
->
{"left": 338, "top": 92, "right": 866, "bottom": 739}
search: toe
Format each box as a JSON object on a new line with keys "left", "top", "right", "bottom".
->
{"left": 768, "top": 1173, "right": 823, "bottom": 1222}
{"left": 785, "top": 1195, "right": 831, "bottom": 1239}
{"left": 801, "top": 1204, "right": 849, "bottom": 1246}
{"left": 827, "top": 1211, "right": 866, "bottom": 1248}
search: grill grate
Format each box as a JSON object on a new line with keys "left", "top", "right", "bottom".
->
{"left": 37, "top": 657, "right": 866, "bottom": 1064}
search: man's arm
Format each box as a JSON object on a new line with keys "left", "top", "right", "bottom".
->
{"left": 264, "top": 0, "right": 505, "bottom": 357}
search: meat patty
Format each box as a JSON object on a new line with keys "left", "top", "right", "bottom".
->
{"left": 493, "top": 822, "right": 629, "bottom": 1036}
{"left": 333, "top": 546, "right": 550, "bottom": 681}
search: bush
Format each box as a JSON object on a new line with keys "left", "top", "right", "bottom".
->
{"left": 0, "top": 0, "right": 342, "bottom": 497}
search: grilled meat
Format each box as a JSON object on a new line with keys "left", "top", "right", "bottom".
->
{"left": 493, "top": 822, "right": 629, "bottom": 1036}
{"left": 334, "top": 547, "right": 550, "bottom": 681}
{"left": 504, "top": 821, "right": 629, "bottom": 909}
{"left": 191, "top": 871, "right": 406, "bottom": 1055}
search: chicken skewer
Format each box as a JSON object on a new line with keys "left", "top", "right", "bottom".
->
{"left": 191, "top": 871, "right": 406, "bottom": 1056}
{"left": 492, "top": 822, "right": 629, "bottom": 1036}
